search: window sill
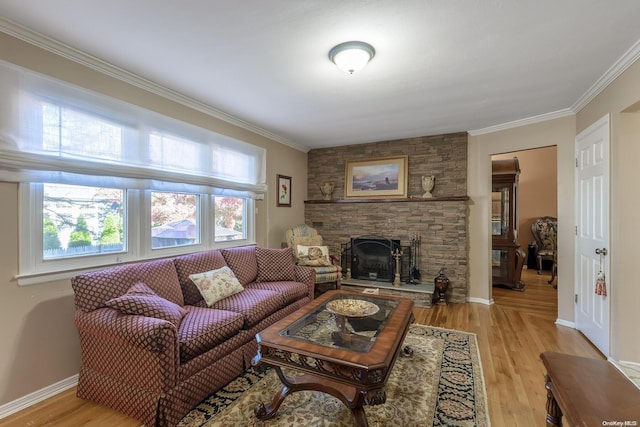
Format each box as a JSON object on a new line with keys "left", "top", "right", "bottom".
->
{"left": 16, "top": 240, "right": 257, "bottom": 286}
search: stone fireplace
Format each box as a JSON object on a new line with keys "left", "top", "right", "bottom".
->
{"left": 305, "top": 132, "right": 469, "bottom": 304}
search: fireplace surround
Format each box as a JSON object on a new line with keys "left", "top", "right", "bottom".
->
{"left": 305, "top": 132, "right": 469, "bottom": 303}
{"left": 341, "top": 236, "right": 411, "bottom": 283}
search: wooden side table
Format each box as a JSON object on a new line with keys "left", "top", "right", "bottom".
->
{"left": 540, "top": 351, "right": 640, "bottom": 426}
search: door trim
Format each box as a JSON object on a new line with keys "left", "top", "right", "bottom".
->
{"left": 574, "top": 113, "right": 610, "bottom": 356}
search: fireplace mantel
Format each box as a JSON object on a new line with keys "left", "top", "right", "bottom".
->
{"left": 305, "top": 196, "right": 469, "bottom": 204}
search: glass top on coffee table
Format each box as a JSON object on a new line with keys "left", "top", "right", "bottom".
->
{"left": 280, "top": 292, "right": 399, "bottom": 353}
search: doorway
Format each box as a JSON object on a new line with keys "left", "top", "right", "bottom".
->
{"left": 574, "top": 114, "right": 610, "bottom": 356}
{"left": 491, "top": 147, "right": 558, "bottom": 290}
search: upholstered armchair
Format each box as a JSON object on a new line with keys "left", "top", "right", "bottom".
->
{"left": 285, "top": 224, "right": 341, "bottom": 294}
{"left": 531, "top": 216, "right": 557, "bottom": 275}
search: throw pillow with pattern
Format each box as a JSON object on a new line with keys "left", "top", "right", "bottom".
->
{"left": 255, "top": 247, "right": 297, "bottom": 282}
{"left": 105, "top": 282, "right": 187, "bottom": 327}
{"left": 189, "top": 266, "right": 245, "bottom": 306}
{"left": 292, "top": 235, "right": 323, "bottom": 248}
{"left": 296, "top": 244, "right": 332, "bottom": 267}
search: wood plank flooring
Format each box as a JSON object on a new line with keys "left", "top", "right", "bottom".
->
{"left": 0, "top": 268, "right": 603, "bottom": 427}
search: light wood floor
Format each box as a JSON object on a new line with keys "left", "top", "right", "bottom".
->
{"left": 0, "top": 268, "right": 603, "bottom": 427}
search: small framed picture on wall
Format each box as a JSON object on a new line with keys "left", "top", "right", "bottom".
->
{"left": 277, "top": 174, "right": 291, "bottom": 207}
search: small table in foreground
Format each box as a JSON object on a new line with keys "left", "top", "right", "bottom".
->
{"left": 252, "top": 290, "right": 415, "bottom": 427}
{"left": 540, "top": 351, "right": 640, "bottom": 426}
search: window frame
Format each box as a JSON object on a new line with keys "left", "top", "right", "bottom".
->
{"left": 17, "top": 184, "right": 255, "bottom": 285}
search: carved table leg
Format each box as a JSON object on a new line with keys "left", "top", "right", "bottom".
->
{"left": 254, "top": 365, "right": 380, "bottom": 426}
{"left": 544, "top": 374, "right": 563, "bottom": 426}
{"left": 351, "top": 406, "right": 369, "bottom": 427}
{"left": 254, "top": 367, "right": 296, "bottom": 420}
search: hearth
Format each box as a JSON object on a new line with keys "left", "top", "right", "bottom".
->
{"left": 341, "top": 236, "right": 411, "bottom": 282}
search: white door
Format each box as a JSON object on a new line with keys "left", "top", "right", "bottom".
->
{"left": 575, "top": 114, "right": 610, "bottom": 356}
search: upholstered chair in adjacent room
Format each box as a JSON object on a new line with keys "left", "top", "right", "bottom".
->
{"left": 531, "top": 216, "right": 558, "bottom": 275}
{"left": 285, "top": 224, "right": 341, "bottom": 295}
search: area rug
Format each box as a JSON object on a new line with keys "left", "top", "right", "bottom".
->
{"left": 179, "top": 324, "right": 490, "bottom": 427}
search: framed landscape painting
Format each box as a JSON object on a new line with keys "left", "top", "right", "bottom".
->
{"left": 344, "top": 155, "right": 408, "bottom": 199}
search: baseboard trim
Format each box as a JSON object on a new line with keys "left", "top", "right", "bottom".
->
{"left": 555, "top": 318, "right": 575, "bottom": 328}
{"left": 0, "top": 374, "right": 78, "bottom": 420}
{"left": 617, "top": 359, "right": 640, "bottom": 368}
{"left": 466, "top": 296, "right": 494, "bottom": 305}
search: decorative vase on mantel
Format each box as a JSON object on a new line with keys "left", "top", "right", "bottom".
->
{"left": 433, "top": 267, "right": 449, "bottom": 306}
{"left": 421, "top": 175, "right": 435, "bottom": 198}
{"left": 319, "top": 181, "right": 335, "bottom": 200}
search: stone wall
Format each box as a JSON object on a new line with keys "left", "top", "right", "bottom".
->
{"left": 305, "top": 132, "right": 469, "bottom": 303}
{"left": 305, "top": 133, "right": 469, "bottom": 302}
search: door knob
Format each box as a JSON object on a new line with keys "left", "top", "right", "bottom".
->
{"left": 595, "top": 248, "right": 608, "bottom": 256}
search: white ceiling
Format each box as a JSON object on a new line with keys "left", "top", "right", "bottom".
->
{"left": 2, "top": 1, "right": 640, "bottom": 150}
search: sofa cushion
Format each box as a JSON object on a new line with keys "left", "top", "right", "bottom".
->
{"left": 244, "top": 280, "right": 309, "bottom": 306}
{"left": 104, "top": 282, "right": 187, "bottom": 327}
{"left": 72, "top": 258, "right": 183, "bottom": 312}
{"left": 209, "top": 288, "right": 282, "bottom": 328}
{"left": 174, "top": 250, "right": 228, "bottom": 305}
{"left": 178, "top": 307, "right": 244, "bottom": 362}
{"left": 221, "top": 246, "right": 258, "bottom": 286}
{"left": 189, "top": 266, "right": 245, "bottom": 306}
{"left": 255, "top": 247, "right": 296, "bottom": 282}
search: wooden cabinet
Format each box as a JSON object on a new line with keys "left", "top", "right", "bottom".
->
{"left": 491, "top": 158, "right": 525, "bottom": 290}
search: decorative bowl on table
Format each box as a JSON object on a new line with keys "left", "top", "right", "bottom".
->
{"left": 326, "top": 299, "right": 379, "bottom": 317}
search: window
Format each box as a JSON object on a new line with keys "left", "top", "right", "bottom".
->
{"left": 151, "top": 192, "right": 199, "bottom": 249}
{"left": 0, "top": 61, "right": 265, "bottom": 284}
{"left": 214, "top": 197, "right": 246, "bottom": 242}
{"left": 21, "top": 183, "right": 256, "bottom": 282}
{"left": 43, "top": 184, "right": 125, "bottom": 259}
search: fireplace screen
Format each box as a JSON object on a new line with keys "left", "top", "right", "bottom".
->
{"left": 341, "top": 236, "right": 410, "bottom": 282}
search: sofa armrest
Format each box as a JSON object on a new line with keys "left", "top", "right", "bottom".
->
{"left": 75, "top": 308, "right": 179, "bottom": 391}
{"left": 293, "top": 265, "right": 316, "bottom": 299}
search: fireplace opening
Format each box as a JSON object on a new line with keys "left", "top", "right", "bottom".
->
{"left": 341, "top": 236, "right": 410, "bottom": 282}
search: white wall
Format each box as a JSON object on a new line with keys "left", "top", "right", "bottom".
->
{"left": 577, "top": 56, "right": 640, "bottom": 363}
{"left": 467, "top": 116, "right": 576, "bottom": 325}
{"left": 0, "top": 32, "right": 307, "bottom": 407}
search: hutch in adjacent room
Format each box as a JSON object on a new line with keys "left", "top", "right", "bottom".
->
{"left": 491, "top": 157, "right": 526, "bottom": 290}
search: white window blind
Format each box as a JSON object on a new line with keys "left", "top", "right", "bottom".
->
{"left": 0, "top": 60, "right": 267, "bottom": 198}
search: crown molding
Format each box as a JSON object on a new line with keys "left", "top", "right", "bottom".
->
{"left": 468, "top": 109, "right": 574, "bottom": 136}
{"left": 470, "top": 38, "right": 640, "bottom": 136}
{"left": 571, "top": 38, "right": 640, "bottom": 113}
{"left": 0, "top": 17, "right": 310, "bottom": 153}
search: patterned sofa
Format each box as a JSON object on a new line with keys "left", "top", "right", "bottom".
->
{"left": 71, "top": 245, "right": 315, "bottom": 427}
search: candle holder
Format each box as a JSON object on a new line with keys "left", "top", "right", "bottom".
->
{"left": 392, "top": 248, "right": 403, "bottom": 287}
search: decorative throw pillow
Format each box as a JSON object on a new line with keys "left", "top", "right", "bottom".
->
{"left": 255, "top": 247, "right": 297, "bottom": 282}
{"left": 105, "top": 282, "right": 187, "bottom": 327}
{"left": 296, "top": 244, "right": 332, "bottom": 267}
{"left": 189, "top": 266, "right": 245, "bottom": 306}
{"left": 292, "top": 235, "right": 323, "bottom": 250}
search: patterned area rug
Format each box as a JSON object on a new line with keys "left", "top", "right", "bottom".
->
{"left": 179, "top": 324, "right": 490, "bottom": 427}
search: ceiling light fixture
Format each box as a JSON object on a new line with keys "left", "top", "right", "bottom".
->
{"left": 328, "top": 41, "right": 375, "bottom": 74}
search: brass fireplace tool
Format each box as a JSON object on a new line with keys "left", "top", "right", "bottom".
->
{"left": 408, "top": 232, "right": 421, "bottom": 284}
{"left": 392, "top": 248, "right": 403, "bottom": 287}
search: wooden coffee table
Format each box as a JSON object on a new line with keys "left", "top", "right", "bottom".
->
{"left": 252, "top": 290, "right": 415, "bottom": 427}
